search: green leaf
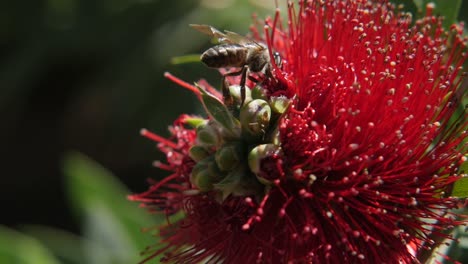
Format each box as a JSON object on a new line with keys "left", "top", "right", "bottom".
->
{"left": 429, "top": 0, "right": 463, "bottom": 28}
{"left": 412, "top": 0, "right": 424, "bottom": 11}
{"left": 170, "top": 54, "right": 202, "bottom": 65}
{"left": 452, "top": 177, "right": 468, "bottom": 198}
{"left": 0, "top": 226, "right": 60, "bottom": 264}
{"left": 452, "top": 158, "right": 468, "bottom": 198}
{"left": 390, "top": 0, "right": 420, "bottom": 16}
{"left": 63, "top": 152, "right": 164, "bottom": 263}
{"left": 184, "top": 117, "right": 207, "bottom": 128}
{"left": 82, "top": 204, "right": 140, "bottom": 264}
{"left": 195, "top": 83, "right": 240, "bottom": 133}
{"left": 461, "top": 156, "right": 468, "bottom": 173}
{"left": 390, "top": 0, "right": 463, "bottom": 29}
{"left": 22, "top": 225, "right": 92, "bottom": 264}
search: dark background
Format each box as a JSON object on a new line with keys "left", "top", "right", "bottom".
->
{"left": 0, "top": 0, "right": 274, "bottom": 233}
{"left": 1, "top": 0, "right": 467, "bottom": 238}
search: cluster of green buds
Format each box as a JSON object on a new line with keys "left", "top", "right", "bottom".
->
{"left": 187, "top": 83, "right": 291, "bottom": 201}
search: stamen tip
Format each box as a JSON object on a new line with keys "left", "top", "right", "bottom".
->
{"left": 140, "top": 128, "right": 148, "bottom": 136}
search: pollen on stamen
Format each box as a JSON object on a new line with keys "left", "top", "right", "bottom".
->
{"left": 257, "top": 208, "right": 264, "bottom": 216}
{"left": 353, "top": 231, "right": 361, "bottom": 238}
{"left": 426, "top": 3, "right": 435, "bottom": 16}
{"left": 244, "top": 197, "right": 255, "bottom": 206}
{"left": 308, "top": 174, "right": 317, "bottom": 184}
{"left": 299, "top": 188, "right": 313, "bottom": 198}
{"left": 312, "top": 227, "right": 318, "bottom": 235}
{"left": 279, "top": 208, "right": 286, "bottom": 217}
{"left": 349, "top": 143, "right": 359, "bottom": 150}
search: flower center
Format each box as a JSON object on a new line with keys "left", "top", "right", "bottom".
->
{"left": 188, "top": 83, "right": 291, "bottom": 201}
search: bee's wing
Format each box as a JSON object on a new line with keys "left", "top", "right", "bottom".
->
{"left": 224, "top": 30, "right": 253, "bottom": 45}
{"left": 225, "top": 30, "right": 266, "bottom": 49}
{"left": 190, "top": 24, "right": 231, "bottom": 43}
{"left": 190, "top": 24, "right": 262, "bottom": 46}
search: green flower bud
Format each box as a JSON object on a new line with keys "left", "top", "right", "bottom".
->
{"left": 269, "top": 96, "right": 291, "bottom": 114}
{"left": 190, "top": 168, "right": 214, "bottom": 192}
{"left": 248, "top": 144, "right": 281, "bottom": 185}
{"left": 213, "top": 168, "right": 263, "bottom": 200}
{"left": 190, "top": 157, "right": 222, "bottom": 192}
{"left": 196, "top": 83, "right": 240, "bottom": 133}
{"left": 189, "top": 145, "right": 210, "bottom": 162}
{"left": 239, "top": 99, "right": 271, "bottom": 136}
{"left": 229, "top": 85, "right": 252, "bottom": 105}
{"left": 251, "top": 84, "right": 268, "bottom": 100}
{"left": 213, "top": 169, "right": 243, "bottom": 200}
{"left": 184, "top": 117, "right": 208, "bottom": 128}
{"left": 196, "top": 121, "right": 221, "bottom": 147}
{"left": 215, "top": 143, "right": 241, "bottom": 171}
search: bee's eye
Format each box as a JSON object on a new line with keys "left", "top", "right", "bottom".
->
{"left": 273, "top": 52, "right": 283, "bottom": 69}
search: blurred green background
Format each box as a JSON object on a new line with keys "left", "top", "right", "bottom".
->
{"left": 0, "top": 0, "right": 273, "bottom": 231}
{"left": 0, "top": 0, "right": 467, "bottom": 263}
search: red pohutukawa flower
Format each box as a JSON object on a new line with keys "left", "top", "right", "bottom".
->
{"left": 130, "top": 0, "right": 468, "bottom": 263}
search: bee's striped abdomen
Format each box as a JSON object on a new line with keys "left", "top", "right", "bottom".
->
{"left": 201, "top": 44, "right": 248, "bottom": 68}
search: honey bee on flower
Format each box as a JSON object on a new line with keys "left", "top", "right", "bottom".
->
{"left": 190, "top": 24, "right": 283, "bottom": 106}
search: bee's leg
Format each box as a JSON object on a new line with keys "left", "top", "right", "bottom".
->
{"left": 248, "top": 75, "right": 260, "bottom": 83}
{"left": 238, "top": 65, "right": 249, "bottom": 106}
{"left": 222, "top": 69, "right": 242, "bottom": 106}
{"left": 221, "top": 76, "right": 234, "bottom": 108}
{"left": 223, "top": 65, "right": 249, "bottom": 106}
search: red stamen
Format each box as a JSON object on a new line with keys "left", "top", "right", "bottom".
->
{"left": 269, "top": 8, "right": 281, "bottom": 47}
{"left": 264, "top": 25, "right": 281, "bottom": 73}
{"left": 164, "top": 71, "right": 201, "bottom": 95}
{"left": 140, "top": 128, "right": 178, "bottom": 149}
{"left": 152, "top": 161, "right": 172, "bottom": 171}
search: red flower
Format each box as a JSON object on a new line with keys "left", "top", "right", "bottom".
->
{"left": 131, "top": 1, "right": 467, "bottom": 263}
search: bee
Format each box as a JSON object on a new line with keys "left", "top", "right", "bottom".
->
{"left": 190, "top": 24, "right": 282, "bottom": 106}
